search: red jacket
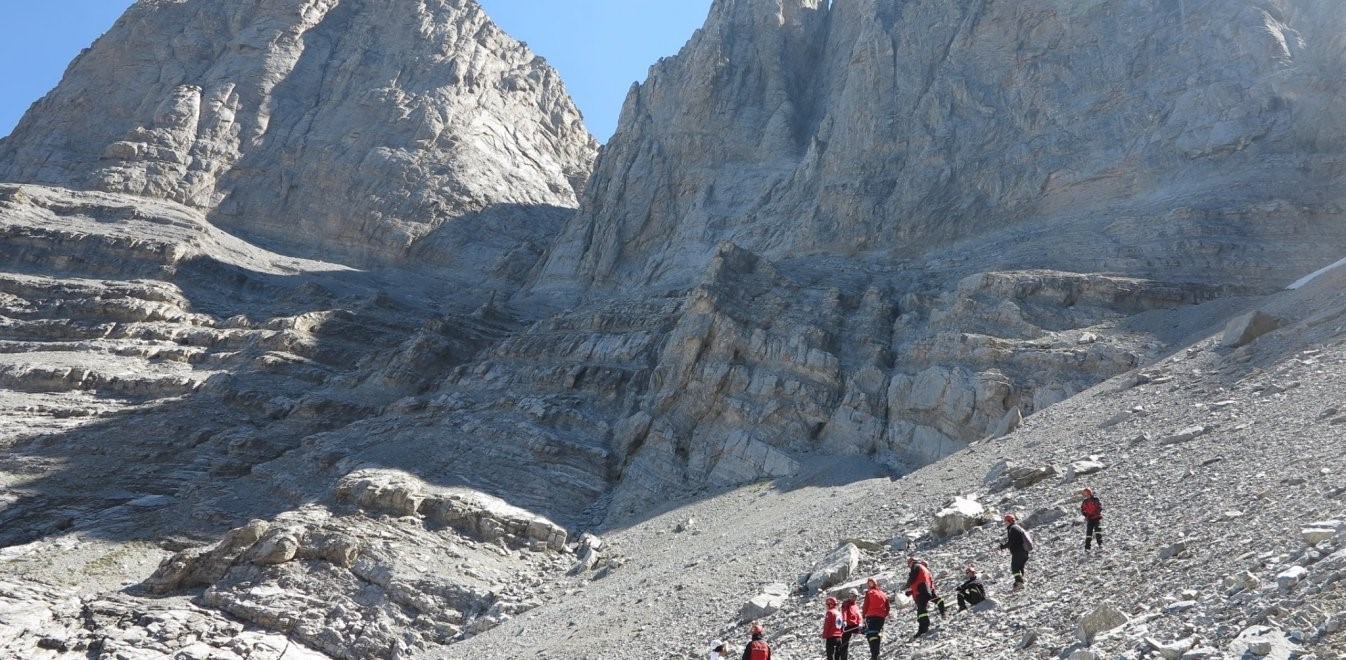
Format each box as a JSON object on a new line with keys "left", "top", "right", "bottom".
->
{"left": 842, "top": 600, "right": 862, "bottom": 629}
{"left": 906, "top": 563, "right": 935, "bottom": 599}
{"left": 743, "top": 639, "right": 771, "bottom": 660}
{"left": 1081, "top": 496, "right": 1103, "bottom": 521}
{"left": 862, "top": 586, "right": 890, "bottom": 618}
{"left": 822, "top": 607, "right": 843, "bottom": 639}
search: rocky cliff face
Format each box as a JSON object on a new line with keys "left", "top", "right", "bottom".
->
{"left": 0, "top": 0, "right": 596, "bottom": 265}
{"left": 537, "top": 0, "right": 1346, "bottom": 294}
{"left": 515, "top": 0, "right": 1346, "bottom": 516}
{"left": 4, "top": 0, "right": 1346, "bottom": 658}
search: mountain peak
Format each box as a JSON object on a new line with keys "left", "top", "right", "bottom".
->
{"left": 0, "top": 0, "right": 597, "bottom": 265}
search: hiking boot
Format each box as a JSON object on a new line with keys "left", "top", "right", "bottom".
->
{"left": 1012, "top": 582, "right": 1024, "bottom": 592}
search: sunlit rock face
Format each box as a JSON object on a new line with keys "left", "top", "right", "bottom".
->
{"left": 520, "top": 0, "right": 1346, "bottom": 514}
{"left": 0, "top": 0, "right": 597, "bottom": 266}
{"left": 537, "top": 0, "right": 1346, "bottom": 297}
{"left": 4, "top": 0, "right": 1346, "bottom": 657}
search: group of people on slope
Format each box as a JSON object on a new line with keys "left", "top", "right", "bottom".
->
{"left": 711, "top": 488, "right": 1104, "bottom": 660}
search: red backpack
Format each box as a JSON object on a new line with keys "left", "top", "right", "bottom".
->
{"left": 747, "top": 639, "right": 771, "bottom": 660}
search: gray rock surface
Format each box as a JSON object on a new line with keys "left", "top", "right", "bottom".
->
{"left": 1231, "top": 625, "right": 1298, "bottom": 658}
{"left": 804, "top": 543, "right": 860, "bottom": 593}
{"left": 3, "top": 0, "right": 1346, "bottom": 658}
{"left": 1022, "top": 506, "right": 1067, "bottom": 530}
{"left": 536, "top": 0, "right": 1346, "bottom": 296}
{"left": 1147, "top": 635, "right": 1196, "bottom": 660}
{"left": 1223, "top": 310, "right": 1288, "bottom": 348}
{"left": 0, "top": 0, "right": 596, "bottom": 265}
{"left": 930, "top": 497, "right": 984, "bottom": 538}
{"left": 456, "top": 262, "right": 1346, "bottom": 658}
{"left": 1077, "top": 601, "right": 1129, "bottom": 643}
{"left": 739, "top": 583, "right": 790, "bottom": 622}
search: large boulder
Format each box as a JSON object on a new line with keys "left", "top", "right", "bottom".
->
{"left": 805, "top": 543, "right": 861, "bottom": 593}
{"left": 739, "top": 583, "right": 790, "bottom": 622}
{"left": 246, "top": 526, "right": 304, "bottom": 565}
{"left": 1023, "top": 506, "right": 1067, "bottom": 529}
{"left": 1076, "top": 601, "right": 1129, "bottom": 643}
{"left": 931, "top": 497, "right": 985, "bottom": 538}
{"left": 1301, "top": 520, "right": 1346, "bottom": 546}
{"left": 1221, "top": 311, "right": 1286, "bottom": 348}
{"left": 1229, "top": 625, "right": 1296, "bottom": 657}
{"left": 145, "top": 520, "right": 271, "bottom": 593}
{"left": 337, "top": 470, "right": 567, "bottom": 552}
{"left": 1276, "top": 566, "right": 1308, "bottom": 593}
{"left": 1159, "top": 541, "right": 1190, "bottom": 560}
{"left": 1146, "top": 636, "right": 1197, "bottom": 660}
{"left": 985, "top": 460, "right": 1058, "bottom": 491}
{"left": 1065, "top": 457, "right": 1106, "bottom": 480}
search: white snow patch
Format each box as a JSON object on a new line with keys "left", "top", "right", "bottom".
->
{"left": 1288, "top": 255, "right": 1346, "bottom": 290}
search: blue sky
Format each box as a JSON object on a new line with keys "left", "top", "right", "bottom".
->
{"left": 0, "top": 1, "right": 713, "bottom": 143}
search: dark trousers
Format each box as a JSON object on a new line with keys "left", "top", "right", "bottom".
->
{"left": 957, "top": 592, "right": 982, "bottom": 610}
{"left": 1085, "top": 518, "right": 1103, "bottom": 549}
{"left": 825, "top": 637, "right": 842, "bottom": 660}
{"left": 864, "top": 616, "right": 885, "bottom": 660}
{"left": 1011, "top": 552, "right": 1028, "bottom": 585}
{"left": 839, "top": 630, "right": 855, "bottom": 660}
{"left": 913, "top": 592, "right": 945, "bottom": 635}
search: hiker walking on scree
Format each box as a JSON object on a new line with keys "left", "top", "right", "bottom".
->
{"left": 742, "top": 624, "right": 771, "bottom": 660}
{"left": 998, "top": 514, "right": 1032, "bottom": 590}
{"left": 904, "top": 557, "right": 946, "bottom": 639}
{"left": 861, "top": 577, "right": 890, "bottom": 660}
{"left": 1081, "top": 487, "right": 1103, "bottom": 553}
{"left": 839, "top": 588, "right": 862, "bottom": 660}
{"left": 821, "top": 596, "right": 845, "bottom": 660}
{"left": 955, "top": 565, "right": 986, "bottom": 611}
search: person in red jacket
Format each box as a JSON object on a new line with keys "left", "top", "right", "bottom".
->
{"left": 839, "top": 589, "right": 863, "bottom": 660}
{"left": 861, "top": 578, "right": 889, "bottom": 660}
{"left": 742, "top": 623, "right": 771, "bottom": 660}
{"left": 821, "top": 596, "right": 844, "bottom": 660}
{"left": 904, "top": 556, "right": 947, "bottom": 639}
{"left": 1081, "top": 487, "right": 1103, "bottom": 553}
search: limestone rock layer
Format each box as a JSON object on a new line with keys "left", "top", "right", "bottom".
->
{"left": 537, "top": 0, "right": 1346, "bottom": 294}
{"left": 0, "top": 0, "right": 597, "bottom": 266}
{"left": 4, "top": 0, "right": 1346, "bottom": 658}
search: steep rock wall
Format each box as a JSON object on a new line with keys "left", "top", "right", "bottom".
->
{"left": 0, "top": 0, "right": 597, "bottom": 265}
{"left": 600, "top": 244, "right": 1256, "bottom": 518}
{"left": 536, "top": 0, "right": 1346, "bottom": 295}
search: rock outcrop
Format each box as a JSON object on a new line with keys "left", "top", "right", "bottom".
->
{"left": 4, "top": 0, "right": 1346, "bottom": 658}
{"left": 1222, "top": 310, "right": 1288, "bottom": 348}
{"left": 139, "top": 470, "right": 572, "bottom": 658}
{"left": 0, "top": 0, "right": 596, "bottom": 265}
{"left": 537, "top": 0, "right": 1346, "bottom": 295}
